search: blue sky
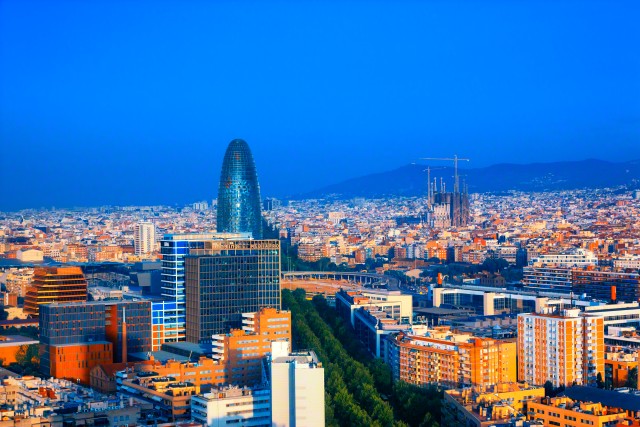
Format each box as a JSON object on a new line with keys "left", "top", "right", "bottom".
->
{"left": 1, "top": 0, "right": 639, "bottom": 210}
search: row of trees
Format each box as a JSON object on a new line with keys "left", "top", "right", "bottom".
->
{"left": 282, "top": 289, "right": 441, "bottom": 426}
{"left": 311, "top": 294, "right": 442, "bottom": 427}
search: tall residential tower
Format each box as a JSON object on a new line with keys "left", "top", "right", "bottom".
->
{"left": 217, "top": 139, "right": 263, "bottom": 239}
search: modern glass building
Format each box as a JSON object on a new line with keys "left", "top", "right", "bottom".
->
{"left": 185, "top": 239, "right": 281, "bottom": 343}
{"left": 217, "top": 139, "right": 263, "bottom": 239}
{"left": 160, "top": 233, "right": 251, "bottom": 344}
{"left": 39, "top": 300, "right": 151, "bottom": 379}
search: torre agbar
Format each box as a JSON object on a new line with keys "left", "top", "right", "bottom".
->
{"left": 217, "top": 139, "right": 263, "bottom": 239}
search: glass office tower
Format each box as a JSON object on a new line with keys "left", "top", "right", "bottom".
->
{"left": 217, "top": 139, "right": 263, "bottom": 239}
{"left": 185, "top": 239, "right": 281, "bottom": 343}
{"left": 160, "top": 233, "right": 251, "bottom": 344}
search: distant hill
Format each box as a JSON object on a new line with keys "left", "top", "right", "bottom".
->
{"left": 298, "top": 159, "right": 640, "bottom": 198}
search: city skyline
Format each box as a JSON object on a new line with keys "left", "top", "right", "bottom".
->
{"left": 1, "top": 1, "right": 639, "bottom": 211}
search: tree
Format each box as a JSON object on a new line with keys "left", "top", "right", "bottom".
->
{"left": 544, "top": 381, "right": 554, "bottom": 397}
{"left": 626, "top": 367, "right": 638, "bottom": 389}
{"left": 596, "top": 372, "right": 605, "bottom": 389}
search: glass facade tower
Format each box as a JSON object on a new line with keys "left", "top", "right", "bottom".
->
{"left": 160, "top": 233, "right": 251, "bottom": 343}
{"left": 217, "top": 139, "right": 263, "bottom": 239}
{"left": 184, "top": 239, "right": 281, "bottom": 343}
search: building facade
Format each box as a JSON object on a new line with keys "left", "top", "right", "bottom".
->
{"left": 39, "top": 300, "right": 152, "bottom": 384}
{"left": 184, "top": 239, "right": 281, "bottom": 342}
{"left": 159, "top": 232, "right": 250, "bottom": 345}
{"left": 24, "top": 266, "right": 87, "bottom": 317}
{"left": 211, "top": 307, "right": 291, "bottom": 386}
{"left": 270, "top": 342, "right": 325, "bottom": 427}
{"left": 134, "top": 221, "right": 156, "bottom": 255}
{"left": 517, "top": 308, "right": 604, "bottom": 387}
{"left": 385, "top": 327, "right": 517, "bottom": 389}
{"left": 217, "top": 138, "right": 263, "bottom": 239}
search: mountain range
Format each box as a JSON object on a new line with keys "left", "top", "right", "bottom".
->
{"left": 297, "top": 159, "right": 640, "bottom": 199}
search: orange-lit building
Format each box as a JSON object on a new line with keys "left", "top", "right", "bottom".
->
{"left": 385, "top": 327, "right": 517, "bottom": 389}
{"left": 443, "top": 383, "right": 545, "bottom": 427}
{"left": 517, "top": 308, "right": 604, "bottom": 387}
{"left": 39, "top": 300, "right": 152, "bottom": 385}
{"left": 528, "top": 397, "right": 629, "bottom": 427}
{"left": 24, "top": 266, "right": 87, "bottom": 317}
{"left": 49, "top": 342, "right": 114, "bottom": 385}
{"left": 0, "top": 335, "right": 39, "bottom": 366}
{"left": 212, "top": 307, "right": 291, "bottom": 386}
{"left": 605, "top": 349, "right": 639, "bottom": 389}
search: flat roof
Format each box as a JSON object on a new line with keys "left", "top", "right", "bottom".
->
{"left": 562, "top": 386, "right": 640, "bottom": 412}
{"left": 0, "top": 335, "right": 39, "bottom": 346}
{"left": 129, "top": 351, "right": 190, "bottom": 363}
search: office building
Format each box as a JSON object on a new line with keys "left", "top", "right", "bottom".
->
{"left": 517, "top": 307, "right": 604, "bottom": 388}
{"left": 159, "top": 232, "right": 250, "bottom": 344}
{"left": 385, "top": 327, "right": 517, "bottom": 389}
{"left": 185, "top": 239, "right": 281, "bottom": 343}
{"left": 522, "top": 265, "right": 573, "bottom": 293}
{"left": 270, "top": 341, "right": 325, "bottom": 427}
{"left": 24, "top": 266, "right": 87, "bottom": 317}
{"left": 217, "top": 138, "right": 263, "bottom": 239}
{"left": 39, "top": 300, "right": 151, "bottom": 384}
{"left": 134, "top": 221, "right": 156, "bottom": 255}
{"left": 211, "top": 307, "right": 291, "bottom": 385}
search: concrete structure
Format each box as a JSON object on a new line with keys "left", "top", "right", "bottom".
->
{"left": 270, "top": 342, "right": 324, "bottom": 427}
{"left": 191, "top": 385, "right": 271, "bottom": 427}
{"left": 185, "top": 239, "right": 281, "bottom": 342}
{"left": 385, "top": 327, "right": 517, "bottom": 389}
{"left": 517, "top": 307, "right": 604, "bottom": 387}
{"left": 24, "top": 266, "right": 87, "bottom": 317}
{"left": 134, "top": 221, "right": 156, "bottom": 255}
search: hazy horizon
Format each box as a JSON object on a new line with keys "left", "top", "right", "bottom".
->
{"left": 2, "top": 1, "right": 639, "bottom": 210}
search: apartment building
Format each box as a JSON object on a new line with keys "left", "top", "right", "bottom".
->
{"left": 385, "top": 327, "right": 517, "bottom": 389}
{"left": 517, "top": 308, "right": 604, "bottom": 387}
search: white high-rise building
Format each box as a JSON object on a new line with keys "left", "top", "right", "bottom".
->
{"left": 134, "top": 221, "right": 156, "bottom": 255}
{"left": 270, "top": 342, "right": 325, "bottom": 427}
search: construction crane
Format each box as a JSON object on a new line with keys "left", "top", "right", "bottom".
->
{"left": 420, "top": 155, "right": 470, "bottom": 193}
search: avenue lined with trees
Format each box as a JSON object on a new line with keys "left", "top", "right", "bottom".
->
{"left": 282, "top": 289, "right": 441, "bottom": 427}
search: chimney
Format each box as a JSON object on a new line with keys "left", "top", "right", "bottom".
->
{"left": 122, "top": 306, "right": 128, "bottom": 363}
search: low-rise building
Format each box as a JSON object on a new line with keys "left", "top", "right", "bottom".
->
{"left": 528, "top": 396, "right": 629, "bottom": 427}
{"left": 443, "top": 383, "right": 545, "bottom": 427}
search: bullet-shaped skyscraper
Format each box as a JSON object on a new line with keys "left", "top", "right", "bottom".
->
{"left": 217, "top": 139, "right": 263, "bottom": 238}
